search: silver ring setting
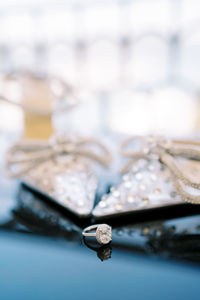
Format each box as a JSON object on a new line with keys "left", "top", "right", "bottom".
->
{"left": 82, "top": 224, "right": 112, "bottom": 245}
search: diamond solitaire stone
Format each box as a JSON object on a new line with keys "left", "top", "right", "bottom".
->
{"left": 96, "top": 224, "right": 112, "bottom": 244}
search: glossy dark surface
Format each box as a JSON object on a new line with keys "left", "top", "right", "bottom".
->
{"left": 0, "top": 231, "right": 200, "bottom": 300}
{"left": 3, "top": 183, "right": 200, "bottom": 264}
{"left": 0, "top": 179, "right": 200, "bottom": 299}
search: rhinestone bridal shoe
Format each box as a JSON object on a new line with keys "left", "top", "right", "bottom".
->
{"left": 92, "top": 136, "right": 200, "bottom": 219}
{"left": 6, "top": 134, "right": 111, "bottom": 218}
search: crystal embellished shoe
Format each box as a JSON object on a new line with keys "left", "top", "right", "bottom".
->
{"left": 92, "top": 136, "right": 200, "bottom": 219}
{"left": 6, "top": 134, "right": 111, "bottom": 218}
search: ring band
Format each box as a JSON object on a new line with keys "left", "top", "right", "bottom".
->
{"left": 82, "top": 224, "right": 112, "bottom": 245}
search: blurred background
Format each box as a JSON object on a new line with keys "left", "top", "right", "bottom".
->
{"left": 0, "top": 0, "right": 200, "bottom": 137}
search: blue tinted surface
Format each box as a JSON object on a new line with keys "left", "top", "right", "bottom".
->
{"left": 0, "top": 232, "right": 199, "bottom": 300}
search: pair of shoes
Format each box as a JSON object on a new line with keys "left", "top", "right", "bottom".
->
{"left": 6, "top": 134, "right": 200, "bottom": 219}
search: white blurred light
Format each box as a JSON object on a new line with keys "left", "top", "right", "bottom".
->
{"left": 47, "top": 44, "right": 76, "bottom": 84}
{"left": 87, "top": 41, "right": 119, "bottom": 90}
{"left": 129, "top": 37, "right": 168, "bottom": 86}
{"left": 85, "top": 4, "right": 119, "bottom": 38}
{"left": 108, "top": 87, "right": 197, "bottom": 136}
{"left": 0, "top": 102, "right": 23, "bottom": 131}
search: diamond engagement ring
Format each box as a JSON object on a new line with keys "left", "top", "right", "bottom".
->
{"left": 82, "top": 224, "right": 112, "bottom": 245}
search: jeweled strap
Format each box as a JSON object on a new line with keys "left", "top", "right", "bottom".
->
{"left": 5, "top": 135, "right": 111, "bottom": 178}
{"left": 120, "top": 136, "right": 200, "bottom": 204}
